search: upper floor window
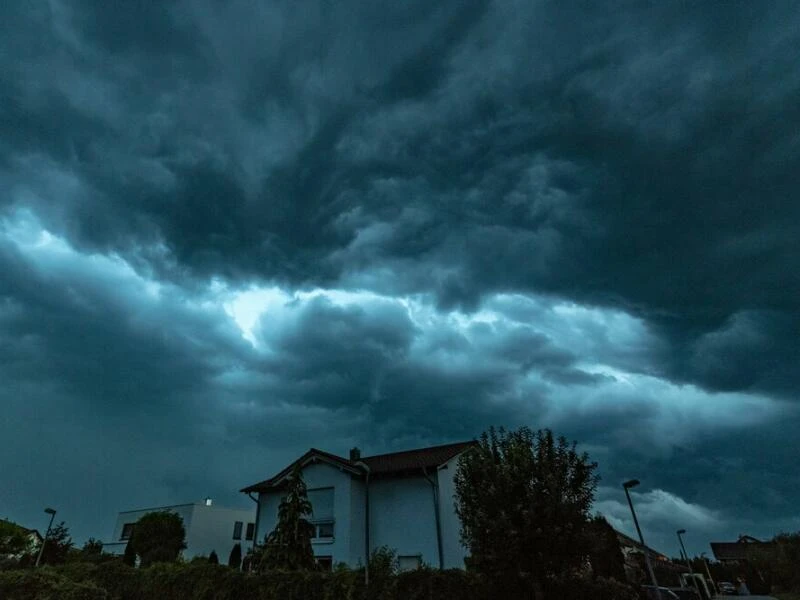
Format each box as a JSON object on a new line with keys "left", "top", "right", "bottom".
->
{"left": 307, "top": 487, "right": 334, "bottom": 541}
{"left": 120, "top": 523, "right": 135, "bottom": 541}
{"left": 233, "top": 521, "right": 243, "bottom": 540}
{"left": 245, "top": 522, "right": 255, "bottom": 541}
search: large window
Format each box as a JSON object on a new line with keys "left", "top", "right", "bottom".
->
{"left": 232, "top": 521, "right": 243, "bottom": 540}
{"left": 307, "top": 487, "right": 334, "bottom": 541}
{"left": 120, "top": 523, "right": 135, "bottom": 541}
{"left": 245, "top": 522, "right": 255, "bottom": 541}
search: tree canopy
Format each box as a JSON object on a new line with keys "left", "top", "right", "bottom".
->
{"left": 0, "top": 519, "right": 33, "bottom": 559}
{"left": 455, "top": 427, "right": 599, "bottom": 594}
{"left": 228, "top": 543, "right": 242, "bottom": 569}
{"left": 131, "top": 511, "right": 187, "bottom": 567}
{"left": 260, "top": 463, "right": 316, "bottom": 571}
{"left": 39, "top": 521, "right": 74, "bottom": 565}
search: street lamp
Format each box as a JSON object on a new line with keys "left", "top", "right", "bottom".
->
{"left": 700, "top": 552, "right": 716, "bottom": 595}
{"left": 35, "top": 507, "right": 57, "bottom": 567}
{"left": 623, "top": 480, "right": 659, "bottom": 592}
{"left": 676, "top": 529, "right": 701, "bottom": 596}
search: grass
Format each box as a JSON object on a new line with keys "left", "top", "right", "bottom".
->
{"left": 773, "top": 592, "right": 800, "bottom": 600}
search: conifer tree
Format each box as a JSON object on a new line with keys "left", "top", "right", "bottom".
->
{"left": 259, "top": 463, "right": 316, "bottom": 571}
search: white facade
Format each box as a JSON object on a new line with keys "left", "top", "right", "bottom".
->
{"left": 103, "top": 501, "right": 256, "bottom": 562}
{"left": 249, "top": 446, "right": 470, "bottom": 570}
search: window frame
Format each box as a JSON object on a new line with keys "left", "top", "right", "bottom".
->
{"left": 232, "top": 521, "right": 243, "bottom": 540}
{"left": 245, "top": 522, "right": 255, "bottom": 541}
{"left": 120, "top": 523, "right": 135, "bottom": 541}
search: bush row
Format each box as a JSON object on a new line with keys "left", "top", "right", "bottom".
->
{"left": 0, "top": 561, "right": 638, "bottom": 600}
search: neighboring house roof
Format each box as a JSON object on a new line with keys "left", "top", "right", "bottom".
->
{"left": 361, "top": 441, "right": 477, "bottom": 476}
{"left": 710, "top": 535, "right": 771, "bottom": 562}
{"left": 615, "top": 529, "right": 671, "bottom": 562}
{"left": 241, "top": 441, "right": 477, "bottom": 493}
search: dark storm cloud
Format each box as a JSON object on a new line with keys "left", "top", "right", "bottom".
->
{"left": 1, "top": 0, "right": 798, "bottom": 554}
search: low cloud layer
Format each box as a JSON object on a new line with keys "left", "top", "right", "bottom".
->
{"left": 2, "top": 1, "right": 798, "bottom": 556}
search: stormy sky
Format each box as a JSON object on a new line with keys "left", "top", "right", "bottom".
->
{"left": 2, "top": 1, "right": 798, "bottom": 558}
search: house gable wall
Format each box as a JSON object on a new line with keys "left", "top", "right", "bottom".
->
{"left": 257, "top": 461, "right": 355, "bottom": 565}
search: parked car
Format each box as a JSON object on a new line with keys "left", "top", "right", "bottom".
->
{"left": 640, "top": 586, "right": 681, "bottom": 600}
{"left": 718, "top": 581, "right": 737, "bottom": 595}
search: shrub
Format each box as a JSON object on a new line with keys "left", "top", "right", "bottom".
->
{"left": 228, "top": 543, "right": 242, "bottom": 569}
{"left": 0, "top": 567, "right": 108, "bottom": 600}
{"left": 543, "top": 572, "right": 639, "bottom": 600}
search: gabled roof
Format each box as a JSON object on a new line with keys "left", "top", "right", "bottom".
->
{"left": 241, "top": 441, "right": 476, "bottom": 493}
{"left": 615, "top": 529, "right": 671, "bottom": 562}
{"left": 710, "top": 535, "right": 771, "bottom": 562}
{"left": 361, "top": 441, "right": 477, "bottom": 475}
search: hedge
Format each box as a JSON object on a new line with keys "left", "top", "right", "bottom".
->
{"left": 0, "top": 561, "right": 638, "bottom": 600}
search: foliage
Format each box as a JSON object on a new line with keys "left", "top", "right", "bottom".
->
{"left": 543, "top": 572, "right": 639, "bottom": 600}
{"left": 588, "top": 516, "right": 628, "bottom": 582}
{"left": 122, "top": 538, "right": 136, "bottom": 566}
{"left": 83, "top": 538, "right": 104, "bottom": 555}
{"left": 0, "top": 519, "right": 33, "bottom": 561}
{"left": 208, "top": 550, "right": 219, "bottom": 565}
{"left": 366, "top": 546, "right": 398, "bottom": 600}
{"left": 228, "top": 543, "right": 242, "bottom": 569}
{"left": 131, "top": 511, "right": 187, "bottom": 567}
{"left": 0, "top": 560, "right": 494, "bottom": 600}
{"left": 39, "top": 522, "right": 73, "bottom": 566}
{"left": 0, "top": 567, "right": 108, "bottom": 600}
{"left": 455, "top": 426, "right": 599, "bottom": 594}
{"left": 259, "top": 463, "right": 316, "bottom": 571}
{"left": 751, "top": 532, "right": 800, "bottom": 593}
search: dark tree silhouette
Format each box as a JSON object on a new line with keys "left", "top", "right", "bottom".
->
{"left": 455, "top": 427, "right": 599, "bottom": 597}
{"left": 132, "top": 511, "right": 186, "bottom": 567}
{"left": 208, "top": 550, "right": 219, "bottom": 564}
{"left": 228, "top": 543, "right": 242, "bottom": 569}
{"left": 588, "top": 516, "right": 627, "bottom": 582}
{"left": 259, "top": 463, "right": 315, "bottom": 571}
{"left": 123, "top": 536, "right": 137, "bottom": 566}
{"left": 39, "top": 521, "right": 74, "bottom": 565}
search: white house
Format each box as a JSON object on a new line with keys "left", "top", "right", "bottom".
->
{"left": 240, "top": 441, "right": 476, "bottom": 571}
{"left": 102, "top": 500, "right": 255, "bottom": 562}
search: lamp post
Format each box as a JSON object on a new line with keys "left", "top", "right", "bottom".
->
{"left": 35, "top": 507, "right": 57, "bottom": 567}
{"left": 700, "top": 552, "right": 716, "bottom": 596}
{"left": 623, "top": 480, "right": 659, "bottom": 592}
{"left": 677, "top": 530, "right": 701, "bottom": 596}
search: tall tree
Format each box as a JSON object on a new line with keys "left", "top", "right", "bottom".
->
{"left": 588, "top": 516, "right": 627, "bottom": 582}
{"left": 228, "top": 543, "right": 242, "bottom": 569}
{"left": 132, "top": 511, "right": 187, "bottom": 567}
{"left": 455, "top": 427, "right": 599, "bottom": 596}
{"left": 259, "top": 463, "right": 316, "bottom": 571}
{"left": 39, "top": 521, "right": 74, "bottom": 565}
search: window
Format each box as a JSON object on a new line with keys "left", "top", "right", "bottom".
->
{"left": 307, "top": 487, "right": 334, "bottom": 541}
{"left": 315, "top": 556, "right": 333, "bottom": 571}
{"left": 120, "top": 523, "right": 135, "bottom": 541}
{"left": 398, "top": 555, "right": 422, "bottom": 572}
{"left": 307, "top": 488, "right": 334, "bottom": 520}
{"left": 245, "top": 522, "right": 255, "bottom": 541}
{"left": 316, "top": 522, "right": 334, "bottom": 539}
{"left": 232, "top": 521, "right": 243, "bottom": 540}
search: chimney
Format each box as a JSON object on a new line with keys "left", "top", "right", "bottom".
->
{"left": 349, "top": 447, "right": 361, "bottom": 461}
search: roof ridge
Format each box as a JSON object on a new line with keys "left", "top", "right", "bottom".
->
{"left": 363, "top": 440, "right": 475, "bottom": 460}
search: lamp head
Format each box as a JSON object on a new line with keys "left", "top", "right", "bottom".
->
{"left": 677, "top": 529, "right": 686, "bottom": 535}
{"left": 623, "top": 479, "right": 640, "bottom": 489}
{"left": 44, "top": 508, "right": 56, "bottom": 515}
